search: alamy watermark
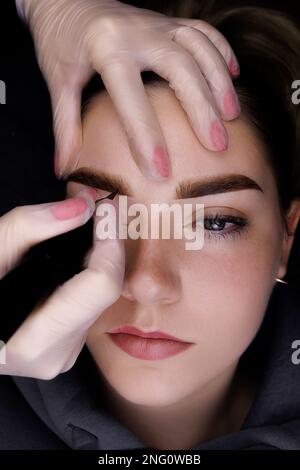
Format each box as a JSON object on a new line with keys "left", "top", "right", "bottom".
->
{"left": 291, "top": 80, "right": 300, "bottom": 104}
{"left": 291, "top": 339, "right": 300, "bottom": 365}
{"left": 0, "top": 340, "right": 6, "bottom": 364}
{"left": 95, "top": 196, "right": 205, "bottom": 250}
{"left": 0, "top": 80, "right": 6, "bottom": 104}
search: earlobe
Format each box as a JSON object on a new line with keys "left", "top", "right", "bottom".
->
{"left": 277, "top": 199, "right": 300, "bottom": 280}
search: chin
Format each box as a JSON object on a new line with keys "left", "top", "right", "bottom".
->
{"left": 100, "top": 363, "right": 186, "bottom": 407}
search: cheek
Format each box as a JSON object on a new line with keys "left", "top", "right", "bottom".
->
{"left": 180, "top": 226, "right": 282, "bottom": 366}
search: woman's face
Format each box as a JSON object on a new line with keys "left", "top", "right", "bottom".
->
{"left": 67, "top": 85, "right": 294, "bottom": 407}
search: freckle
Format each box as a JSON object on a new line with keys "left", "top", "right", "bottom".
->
{"left": 153, "top": 146, "right": 170, "bottom": 177}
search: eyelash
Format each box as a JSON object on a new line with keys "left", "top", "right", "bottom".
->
{"left": 194, "top": 213, "right": 249, "bottom": 241}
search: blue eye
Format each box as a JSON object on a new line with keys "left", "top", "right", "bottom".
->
{"left": 194, "top": 213, "right": 248, "bottom": 240}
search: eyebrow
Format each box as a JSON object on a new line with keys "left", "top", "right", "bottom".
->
{"left": 66, "top": 168, "right": 263, "bottom": 199}
{"left": 66, "top": 167, "right": 132, "bottom": 196}
{"left": 176, "top": 174, "right": 263, "bottom": 198}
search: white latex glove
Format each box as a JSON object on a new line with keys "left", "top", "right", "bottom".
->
{"left": 16, "top": 0, "right": 240, "bottom": 180}
{"left": 0, "top": 190, "right": 125, "bottom": 379}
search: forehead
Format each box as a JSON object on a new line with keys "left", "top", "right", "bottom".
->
{"left": 77, "top": 86, "right": 274, "bottom": 197}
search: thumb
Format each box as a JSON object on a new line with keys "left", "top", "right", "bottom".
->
{"left": 0, "top": 189, "right": 96, "bottom": 280}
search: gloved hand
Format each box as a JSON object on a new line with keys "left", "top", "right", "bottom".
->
{"left": 16, "top": 0, "right": 240, "bottom": 180}
{"left": 0, "top": 191, "right": 125, "bottom": 379}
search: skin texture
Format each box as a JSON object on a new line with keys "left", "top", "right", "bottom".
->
{"left": 66, "top": 84, "right": 300, "bottom": 449}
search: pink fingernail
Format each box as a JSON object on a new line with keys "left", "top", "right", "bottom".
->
{"left": 50, "top": 197, "right": 89, "bottom": 220}
{"left": 223, "top": 89, "right": 241, "bottom": 118}
{"left": 153, "top": 146, "right": 170, "bottom": 178}
{"left": 210, "top": 119, "right": 228, "bottom": 151}
{"left": 229, "top": 57, "right": 240, "bottom": 77}
{"left": 50, "top": 189, "right": 97, "bottom": 220}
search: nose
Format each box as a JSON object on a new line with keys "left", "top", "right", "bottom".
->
{"left": 122, "top": 239, "right": 181, "bottom": 306}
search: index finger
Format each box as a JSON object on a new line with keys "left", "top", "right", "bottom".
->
{"left": 94, "top": 57, "right": 171, "bottom": 181}
{"left": 174, "top": 18, "right": 240, "bottom": 77}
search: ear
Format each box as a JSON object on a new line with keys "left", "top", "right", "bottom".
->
{"left": 277, "top": 198, "right": 300, "bottom": 279}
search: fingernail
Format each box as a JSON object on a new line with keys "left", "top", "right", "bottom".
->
{"left": 50, "top": 189, "right": 96, "bottom": 221}
{"left": 210, "top": 119, "right": 228, "bottom": 151}
{"left": 128, "top": 136, "right": 171, "bottom": 181}
{"left": 229, "top": 57, "right": 240, "bottom": 77}
{"left": 139, "top": 146, "right": 170, "bottom": 181}
{"left": 223, "top": 89, "right": 241, "bottom": 119}
{"left": 153, "top": 146, "right": 170, "bottom": 179}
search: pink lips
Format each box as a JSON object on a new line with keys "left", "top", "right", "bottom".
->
{"left": 108, "top": 326, "right": 193, "bottom": 361}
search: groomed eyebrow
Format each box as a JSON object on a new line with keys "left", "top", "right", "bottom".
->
{"left": 176, "top": 174, "right": 263, "bottom": 198}
{"left": 66, "top": 168, "right": 263, "bottom": 199}
{"left": 66, "top": 167, "right": 132, "bottom": 196}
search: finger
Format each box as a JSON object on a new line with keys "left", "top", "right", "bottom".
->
{"left": 0, "top": 189, "right": 96, "bottom": 279}
{"left": 174, "top": 18, "right": 240, "bottom": 77}
{"left": 49, "top": 81, "right": 83, "bottom": 179}
{"left": 145, "top": 42, "right": 228, "bottom": 151}
{"left": 60, "top": 335, "right": 87, "bottom": 374}
{"left": 41, "top": 198, "right": 125, "bottom": 331}
{"left": 3, "top": 203, "right": 124, "bottom": 379}
{"left": 94, "top": 57, "right": 171, "bottom": 180}
{"left": 172, "top": 26, "right": 240, "bottom": 120}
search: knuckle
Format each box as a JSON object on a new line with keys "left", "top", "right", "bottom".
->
{"left": 28, "top": 359, "right": 62, "bottom": 381}
{"left": 173, "top": 25, "right": 192, "bottom": 41}
{"left": 7, "top": 337, "right": 62, "bottom": 380}
{"left": 89, "top": 16, "right": 120, "bottom": 38}
{"left": 167, "top": 56, "right": 198, "bottom": 89}
{"left": 36, "top": 367, "right": 60, "bottom": 381}
{"left": 86, "top": 17, "right": 124, "bottom": 62}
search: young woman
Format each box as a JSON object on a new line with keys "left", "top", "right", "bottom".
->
{"left": 2, "top": 3, "right": 300, "bottom": 450}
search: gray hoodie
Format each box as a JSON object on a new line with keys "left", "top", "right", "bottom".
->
{"left": 10, "top": 283, "right": 300, "bottom": 450}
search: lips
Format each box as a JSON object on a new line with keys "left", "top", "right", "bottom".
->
{"left": 107, "top": 325, "right": 193, "bottom": 361}
{"left": 108, "top": 325, "right": 185, "bottom": 341}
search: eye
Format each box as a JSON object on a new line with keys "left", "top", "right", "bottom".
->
{"left": 194, "top": 212, "right": 249, "bottom": 241}
{"left": 204, "top": 215, "right": 238, "bottom": 231}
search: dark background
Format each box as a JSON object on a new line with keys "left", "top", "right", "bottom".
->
{"left": 0, "top": 0, "right": 299, "bottom": 284}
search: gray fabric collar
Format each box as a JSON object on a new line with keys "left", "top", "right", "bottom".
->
{"left": 12, "top": 283, "right": 300, "bottom": 450}
{"left": 13, "top": 349, "right": 146, "bottom": 450}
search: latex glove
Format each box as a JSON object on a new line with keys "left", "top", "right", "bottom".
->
{"left": 16, "top": 0, "right": 240, "bottom": 180}
{"left": 0, "top": 191, "right": 125, "bottom": 379}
